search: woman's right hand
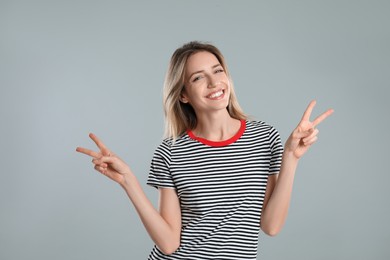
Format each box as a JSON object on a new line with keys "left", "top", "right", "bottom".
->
{"left": 76, "top": 133, "right": 132, "bottom": 186}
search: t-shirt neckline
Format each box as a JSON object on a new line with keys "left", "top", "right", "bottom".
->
{"left": 187, "top": 119, "right": 246, "bottom": 147}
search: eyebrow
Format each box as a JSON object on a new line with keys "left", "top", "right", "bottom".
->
{"left": 188, "top": 64, "right": 222, "bottom": 79}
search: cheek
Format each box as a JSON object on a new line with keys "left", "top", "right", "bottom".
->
{"left": 226, "top": 84, "right": 233, "bottom": 102}
{"left": 182, "top": 87, "right": 200, "bottom": 102}
{"left": 226, "top": 80, "right": 232, "bottom": 94}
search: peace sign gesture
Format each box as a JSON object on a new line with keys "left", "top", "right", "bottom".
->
{"left": 76, "top": 133, "right": 132, "bottom": 185}
{"left": 285, "top": 100, "right": 334, "bottom": 159}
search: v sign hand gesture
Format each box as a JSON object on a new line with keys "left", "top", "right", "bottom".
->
{"left": 76, "top": 133, "right": 132, "bottom": 186}
{"left": 260, "top": 100, "right": 333, "bottom": 235}
{"left": 285, "top": 100, "right": 334, "bottom": 159}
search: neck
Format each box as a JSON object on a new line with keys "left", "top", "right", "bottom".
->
{"left": 192, "top": 110, "right": 241, "bottom": 141}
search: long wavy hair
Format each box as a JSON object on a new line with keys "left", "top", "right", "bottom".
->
{"left": 163, "top": 41, "right": 247, "bottom": 140}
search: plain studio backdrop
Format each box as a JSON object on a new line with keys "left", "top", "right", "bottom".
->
{"left": 1, "top": 0, "right": 389, "bottom": 259}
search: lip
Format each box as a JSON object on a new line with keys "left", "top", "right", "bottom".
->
{"left": 206, "top": 89, "right": 225, "bottom": 100}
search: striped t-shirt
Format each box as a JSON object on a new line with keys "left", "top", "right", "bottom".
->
{"left": 147, "top": 120, "right": 284, "bottom": 260}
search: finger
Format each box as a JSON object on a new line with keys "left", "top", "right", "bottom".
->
{"left": 94, "top": 165, "right": 107, "bottom": 175}
{"left": 300, "top": 100, "right": 316, "bottom": 122}
{"left": 312, "top": 108, "right": 334, "bottom": 127}
{"left": 303, "top": 128, "right": 320, "bottom": 142}
{"left": 91, "top": 159, "right": 108, "bottom": 168}
{"left": 92, "top": 156, "right": 117, "bottom": 165}
{"left": 100, "top": 163, "right": 108, "bottom": 168}
{"left": 292, "top": 128, "right": 312, "bottom": 140}
{"left": 294, "top": 127, "right": 312, "bottom": 138}
{"left": 303, "top": 136, "right": 318, "bottom": 146}
{"left": 76, "top": 147, "right": 100, "bottom": 158}
{"left": 302, "top": 128, "right": 319, "bottom": 142}
{"left": 89, "top": 133, "right": 111, "bottom": 156}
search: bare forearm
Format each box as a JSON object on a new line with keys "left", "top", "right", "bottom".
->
{"left": 77, "top": 134, "right": 180, "bottom": 254}
{"left": 120, "top": 174, "right": 180, "bottom": 254}
{"left": 261, "top": 100, "right": 333, "bottom": 236}
{"left": 261, "top": 151, "right": 299, "bottom": 236}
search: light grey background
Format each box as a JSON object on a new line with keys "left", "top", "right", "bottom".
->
{"left": 1, "top": 0, "right": 389, "bottom": 259}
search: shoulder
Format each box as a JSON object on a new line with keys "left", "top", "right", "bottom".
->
{"left": 154, "top": 133, "right": 191, "bottom": 155}
{"left": 244, "top": 120, "right": 283, "bottom": 154}
{"left": 245, "top": 120, "right": 279, "bottom": 134}
{"left": 244, "top": 120, "right": 282, "bottom": 145}
{"left": 152, "top": 138, "right": 173, "bottom": 162}
{"left": 158, "top": 133, "right": 189, "bottom": 148}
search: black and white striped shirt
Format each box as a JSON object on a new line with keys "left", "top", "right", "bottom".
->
{"left": 147, "top": 120, "right": 283, "bottom": 260}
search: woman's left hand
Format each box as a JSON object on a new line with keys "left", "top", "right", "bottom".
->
{"left": 285, "top": 100, "right": 334, "bottom": 159}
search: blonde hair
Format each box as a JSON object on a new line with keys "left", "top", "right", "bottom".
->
{"left": 163, "top": 41, "right": 247, "bottom": 140}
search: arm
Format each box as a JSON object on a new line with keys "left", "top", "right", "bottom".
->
{"left": 260, "top": 100, "right": 333, "bottom": 236}
{"left": 76, "top": 134, "right": 181, "bottom": 255}
{"left": 260, "top": 153, "right": 298, "bottom": 236}
{"left": 121, "top": 176, "right": 181, "bottom": 254}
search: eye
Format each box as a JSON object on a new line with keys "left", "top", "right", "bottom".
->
{"left": 215, "top": 68, "right": 224, "bottom": 73}
{"left": 192, "top": 75, "right": 203, "bottom": 82}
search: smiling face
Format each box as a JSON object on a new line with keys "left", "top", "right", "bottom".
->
{"left": 181, "top": 51, "right": 231, "bottom": 117}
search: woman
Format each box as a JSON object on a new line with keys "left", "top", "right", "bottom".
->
{"left": 76, "top": 41, "right": 333, "bottom": 259}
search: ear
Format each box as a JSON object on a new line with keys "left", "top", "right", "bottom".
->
{"left": 180, "top": 91, "right": 189, "bottom": 103}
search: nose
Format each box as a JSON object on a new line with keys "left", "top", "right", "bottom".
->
{"left": 207, "top": 75, "right": 220, "bottom": 88}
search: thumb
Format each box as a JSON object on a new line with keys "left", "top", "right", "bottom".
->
{"left": 292, "top": 128, "right": 314, "bottom": 140}
{"left": 92, "top": 156, "right": 117, "bottom": 165}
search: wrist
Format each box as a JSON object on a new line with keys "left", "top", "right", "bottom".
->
{"left": 120, "top": 171, "right": 138, "bottom": 190}
{"left": 282, "top": 150, "right": 300, "bottom": 163}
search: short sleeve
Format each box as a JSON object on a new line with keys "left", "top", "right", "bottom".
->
{"left": 269, "top": 126, "right": 284, "bottom": 174}
{"left": 147, "top": 140, "right": 175, "bottom": 189}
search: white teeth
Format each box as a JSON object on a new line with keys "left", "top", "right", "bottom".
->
{"left": 208, "top": 90, "right": 223, "bottom": 98}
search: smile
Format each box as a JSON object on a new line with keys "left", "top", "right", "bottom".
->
{"left": 206, "top": 89, "right": 224, "bottom": 99}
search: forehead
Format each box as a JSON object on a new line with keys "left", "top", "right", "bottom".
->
{"left": 185, "top": 51, "right": 220, "bottom": 74}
